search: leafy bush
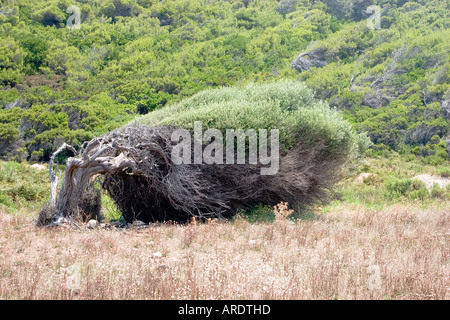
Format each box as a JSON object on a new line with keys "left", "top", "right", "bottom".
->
{"left": 0, "top": 160, "right": 50, "bottom": 213}
{"left": 436, "top": 167, "right": 450, "bottom": 178}
{"left": 32, "top": 4, "right": 66, "bottom": 27}
{"left": 0, "top": 191, "right": 14, "bottom": 208}
{"left": 384, "top": 177, "right": 429, "bottom": 200}
{"left": 138, "top": 80, "right": 370, "bottom": 158}
{"left": 430, "top": 184, "right": 448, "bottom": 200}
{"left": 0, "top": 161, "right": 22, "bottom": 183}
{"left": 242, "top": 205, "right": 275, "bottom": 223}
{"left": 8, "top": 185, "right": 40, "bottom": 201}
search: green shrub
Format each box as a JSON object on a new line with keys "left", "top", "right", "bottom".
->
{"left": 0, "top": 161, "right": 22, "bottom": 183}
{"left": 430, "top": 184, "right": 449, "bottom": 200}
{"left": 136, "top": 80, "right": 370, "bottom": 158}
{"left": 436, "top": 167, "right": 450, "bottom": 178}
{"left": 408, "top": 187, "right": 430, "bottom": 201}
{"left": 384, "top": 177, "right": 429, "bottom": 200}
{"left": 31, "top": 5, "right": 66, "bottom": 27}
{"left": 0, "top": 191, "right": 14, "bottom": 208}
{"left": 362, "top": 174, "right": 382, "bottom": 186}
{"left": 243, "top": 205, "right": 275, "bottom": 223}
{"left": 8, "top": 185, "right": 40, "bottom": 201}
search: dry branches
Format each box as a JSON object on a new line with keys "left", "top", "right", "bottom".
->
{"left": 40, "top": 125, "right": 345, "bottom": 225}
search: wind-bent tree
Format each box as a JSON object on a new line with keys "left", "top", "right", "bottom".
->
{"left": 39, "top": 80, "right": 369, "bottom": 225}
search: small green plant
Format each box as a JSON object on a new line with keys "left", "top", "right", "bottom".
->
{"left": 362, "top": 174, "right": 382, "bottom": 186}
{"left": 8, "top": 185, "right": 40, "bottom": 201}
{"left": 0, "top": 191, "right": 14, "bottom": 208}
{"left": 430, "top": 184, "right": 449, "bottom": 200}
{"left": 0, "top": 161, "right": 22, "bottom": 183}
{"left": 101, "top": 192, "right": 122, "bottom": 221}
{"left": 436, "top": 167, "right": 450, "bottom": 178}
{"left": 384, "top": 178, "right": 429, "bottom": 200}
{"left": 243, "top": 205, "right": 275, "bottom": 223}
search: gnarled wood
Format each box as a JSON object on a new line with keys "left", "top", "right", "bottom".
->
{"left": 41, "top": 125, "right": 344, "bottom": 225}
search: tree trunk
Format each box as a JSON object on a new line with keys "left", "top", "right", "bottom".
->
{"left": 47, "top": 137, "right": 145, "bottom": 224}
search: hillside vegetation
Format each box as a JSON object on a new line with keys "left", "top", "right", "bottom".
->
{"left": 0, "top": 0, "right": 449, "bottom": 166}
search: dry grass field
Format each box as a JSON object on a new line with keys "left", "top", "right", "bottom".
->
{"left": 0, "top": 202, "right": 448, "bottom": 300}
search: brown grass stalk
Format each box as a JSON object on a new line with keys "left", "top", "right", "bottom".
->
{"left": 0, "top": 203, "right": 449, "bottom": 299}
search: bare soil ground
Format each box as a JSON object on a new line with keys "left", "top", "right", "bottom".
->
{"left": 412, "top": 174, "right": 450, "bottom": 191}
{"left": 0, "top": 203, "right": 449, "bottom": 300}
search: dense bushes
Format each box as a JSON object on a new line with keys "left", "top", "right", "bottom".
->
{"left": 0, "top": 161, "right": 49, "bottom": 213}
{"left": 138, "top": 80, "right": 370, "bottom": 158}
{"left": 296, "top": 1, "right": 449, "bottom": 162}
{"left": 384, "top": 178, "right": 429, "bottom": 200}
{"left": 0, "top": 0, "right": 448, "bottom": 164}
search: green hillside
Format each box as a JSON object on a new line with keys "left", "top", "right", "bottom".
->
{"left": 0, "top": 0, "right": 449, "bottom": 165}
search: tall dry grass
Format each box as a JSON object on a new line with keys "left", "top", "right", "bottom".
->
{"left": 0, "top": 203, "right": 448, "bottom": 299}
